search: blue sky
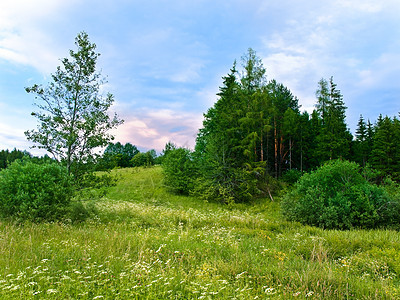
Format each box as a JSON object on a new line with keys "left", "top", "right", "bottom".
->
{"left": 1, "top": 0, "right": 399, "bottom": 154}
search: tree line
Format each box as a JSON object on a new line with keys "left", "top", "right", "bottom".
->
{"left": 96, "top": 142, "right": 159, "bottom": 169}
{"left": 162, "top": 48, "right": 400, "bottom": 202}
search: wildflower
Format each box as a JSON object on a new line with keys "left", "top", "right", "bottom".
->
{"left": 156, "top": 244, "right": 166, "bottom": 253}
{"left": 10, "top": 284, "right": 20, "bottom": 291}
{"left": 46, "top": 289, "right": 58, "bottom": 294}
{"left": 306, "top": 291, "right": 314, "bottom": 297}
{"left": 264, "top": 287, "right": 276, "bottom": 295}
{"left": 235, "top": 271, "right": 247, "bottom": 279}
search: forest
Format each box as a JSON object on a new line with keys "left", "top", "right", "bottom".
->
{"left": 160, "top": 49, "right": 400, "bottom": 208}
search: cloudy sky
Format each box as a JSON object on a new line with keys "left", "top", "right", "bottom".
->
{"left": 1, "top": 0, "right": 399, "bottom": 154}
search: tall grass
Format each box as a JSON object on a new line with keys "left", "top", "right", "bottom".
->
{"left": 0, "top": 166, "right": 399, "bottom": 299}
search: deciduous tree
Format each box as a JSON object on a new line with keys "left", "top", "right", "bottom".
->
{"left": 25, "top": 32, "right": 123, "bottom": 178}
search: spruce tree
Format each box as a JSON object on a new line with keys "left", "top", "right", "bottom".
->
{"left": 354, "top": 115, "right": 368, "bottom": 167}
{"left": 371, "top": 116, "right": 394, "bottom": 178}
{"left": 315, "top": 77, "right": 352, "bottom": 162}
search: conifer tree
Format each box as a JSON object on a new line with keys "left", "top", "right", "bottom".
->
{"left": 371, "top": 116, "right": 394, "bottom": 178}
{"left": 354, "top": 115, "right": 369, "bottom": 167}
{"left": 315, "top": 77, "right": 352, "bottom": 162}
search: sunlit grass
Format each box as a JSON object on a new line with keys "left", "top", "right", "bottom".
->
{"left": 0, "top": 166, "right": 399, "bottom": 299}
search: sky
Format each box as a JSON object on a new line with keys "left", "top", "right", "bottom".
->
{"left": 1, "top": 0, "right": 399, "bottom": 155}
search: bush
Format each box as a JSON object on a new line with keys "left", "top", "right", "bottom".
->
{"left": 281, "top": 169, "right": 302, "bottom": 185}
{"left": 162, "top": 148, "right": 197, "bottom": 195}
{"left": 0, "top": 160, "right": 74, "bottom": 222}
{"left": 281, "top": 159, "right": 400, "bottom": 229}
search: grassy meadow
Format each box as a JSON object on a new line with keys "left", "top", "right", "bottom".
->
{"left": 1, "top": 166, "right": 400, "bottom": 299}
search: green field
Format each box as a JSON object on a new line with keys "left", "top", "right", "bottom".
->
{"left": 1, "top": 166, "right": 399, "bottom": 299}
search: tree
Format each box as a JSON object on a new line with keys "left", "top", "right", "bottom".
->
{"left": 131, "top": 150, "right": 156, "bottom": 167}
{"left": 103, "top": 142, "right": 139, "bottom": 168}
{"left": 25, "top": 32, "right": 123, "bottom": 178}
{"left": 0, "top": 149, "right": 31, "bottom": 169}
{"left": 354, "top": 115, "right": 369, "bottom": 167}
{"left": 162, "top": 148, "right": 197, "bottom": 194}
{"left": 370, "top": 116, "right": 400, "bottom": 180}
{"left": 268, "top": 80, "right": 300, "bottom": 177}
{"left": 283, "top": 108, "right": 299, "bottom": 170}
{"left": 315, "top": 78, "right": 330, "bottom": 125}
{"left": 315, "top": 77, "right": 352, "bottom": 162}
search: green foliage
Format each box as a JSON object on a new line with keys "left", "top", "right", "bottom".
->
{"left": 66, "top": 200, "right": 98, "bottom": 223}
{"left": 155, "top": 141, "right": 176, "bottom": 165}
{"left": 25, "top": 31, "right": 123, "bottom": 180}
{"left": 0, "top": 149, "right": 31, "bottom": 169}
{"left": 370, "top": 116, "right": 400, "bottom": 180}
{"left": 315, "top": 77, "right": 352, "bottom": 163}
{"left": 353, "top": 115, "right": 371, "bottom": 167}
{"left": 193, "top": 166, "right": 257, "bottom": 204}
{"left": 99, "top": 142, "right": 140, "bottom": 169}
{"left": 162, "top": 148, "right": 197, "bottom": 194}
{"left": 0, "top": 160, "right": 74, "bottom": 222}
{"left": 281, "top": 169, "right": 302, "bottom": 184}
{"left": 282, "top": 159, "right": 400, "bottom": 229}
{"left": 131, "top": 150, "right": 156, "bottom": 167}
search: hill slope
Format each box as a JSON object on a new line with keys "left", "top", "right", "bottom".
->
{"left": 0, "top": 166, "right": 399, "bottom": 299}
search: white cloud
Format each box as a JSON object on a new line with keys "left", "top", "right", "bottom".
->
{"left": 0, "top": 0, "right": 78, "bottom": 73}
{"left": 112, "top": 108, "right": 203, "bottom": 152}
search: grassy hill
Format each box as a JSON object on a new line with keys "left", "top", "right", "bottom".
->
{"left": 0, "top": 166, "right": 399, "bottom": 299}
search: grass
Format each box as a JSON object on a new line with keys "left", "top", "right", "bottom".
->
{"left": 0, "top": 166, "right": 400, "bottom": 299}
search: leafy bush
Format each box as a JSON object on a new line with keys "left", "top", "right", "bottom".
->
{"left": 281, "top": 159, "right": 400, "bottom": 229}
{"left": 0, "top": 160, "right": 74, "bottom": 222}
{"left": 162, "top": 148, "right": 197, "bottom": 195}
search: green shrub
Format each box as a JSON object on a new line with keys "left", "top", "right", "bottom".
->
{"left": 281, "top": 159, "right": 400, "bottom": 229}
{"left": 162, "top": 148, "right": 197, "bottom": 195}
{"left": 0, "top": 160, "right": 74, "bottom": 222}
{"left": 281, "top": 169, "right": 302, "bottom": 184}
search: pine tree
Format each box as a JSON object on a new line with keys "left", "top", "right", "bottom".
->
{"left": 371, "top": 116, "right": 394, "bottom": 178}
{"left": 354, "top": 115, "right": 368, "bottom": 167}
{"left": 315, "top": 77, "right": 352, "bottom": 162}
